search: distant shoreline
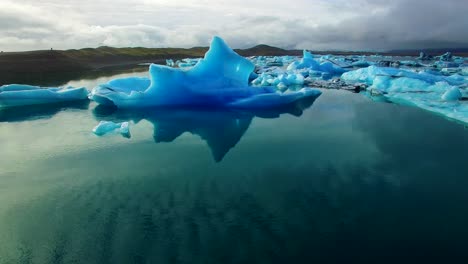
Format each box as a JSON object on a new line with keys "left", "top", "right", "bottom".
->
{"left": 1, "top": 45, "right": 466, "bottom": 85}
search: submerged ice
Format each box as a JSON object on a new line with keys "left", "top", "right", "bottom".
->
{"left": 90, "top": 37, "right": 321, "bottom": 108}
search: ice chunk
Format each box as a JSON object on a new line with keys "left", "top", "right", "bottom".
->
{"left": 91, "top": 36, "right": 321, "bottom": 108}
{"left": 351, "top": 60, "right": 372, "bottom": 68}
{"left": 287, "top": 50, "right": 345, "bottom": 75}
{"left": 287, "top": 50, "right": 320, "bottom": 71}
{"left": 93, "top": 121, "right": 131, "bottom": 138}
{"left": 341, "top": 66, "right": 464, "bottom": 91}
{"left": 166, "top": 59, "right": 175, "bottom": 67}
{"left": 441, "top": 87, "right": 462, "bottom": 101}
{"left": 0, "top": 85, "right": 89, "bottom": 107}
{"left": 439, "top": 52, "right": 453, "bottom": 62}
{"left": 418, "top": 52, "right": 432, "bottom": 61}
{"left": 90, "top": 77, "right": 150, "bottom": 105}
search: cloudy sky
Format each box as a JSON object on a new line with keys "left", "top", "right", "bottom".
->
{"left": 0, "top": 0, "right": 467, "bottom": 51}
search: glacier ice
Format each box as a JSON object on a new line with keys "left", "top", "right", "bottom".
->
{"left": 342, "top": 65, "right": 468, "bottom": 124}
{"left": 0, "top": 85, "right": 89, "bottom": 107}
{"left": 249, "top": 51, "right": 349, "bottom": 90}
{"left": 441, "top": 87, "right": 462, "bottom": 101}
{"left": 91, "top": 36, "right": 321, "bottom": 108}
{"left": 287, "top": 50, "right": 345, "bottom": 75}
{"left": 166, "top": 59, "right": 175, "bottom": 67}
{"left": 93, "top": 121, "right": 131, "bottom": 138}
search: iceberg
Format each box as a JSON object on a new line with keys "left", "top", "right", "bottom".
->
{"left": 0, "top": 85, "right": 89, "bottom": 107}
{"left": 441, "top": 87, "right": 462, "bottom": 101}
{"left": 287, "top": 50, "right": 345, "bottom": 75}
{"left": 90, "top": 37, "right": 321, "bottom": 108}
{"left": 93, "top": 121, "right": 131, "bottom": 138}
{"left": 438, "top": 52, "right": 453, "bottom": 62}
{"left": 166, "top": 59, "right": 175, "bottom": 67}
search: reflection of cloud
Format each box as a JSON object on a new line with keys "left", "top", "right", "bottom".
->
{"left": 0, "top": 101, "right": 89, "bottom": 122}
{"left": 353, "top": 101, "right": 468, "bottom": 179}
{"left": 0, "top": 0, "right": 466, "bottom": 51}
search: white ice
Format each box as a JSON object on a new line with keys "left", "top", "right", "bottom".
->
{"left": 93, "top": 121, "right": 131, "bottom": 138}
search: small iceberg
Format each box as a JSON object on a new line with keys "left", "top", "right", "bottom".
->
{"left": 441, "top": 87, "right": 462, "bottom": 101}
{"left": 287, "top": 50, "right": 345, "bottom": 75}
{"left": 90, "top": 36, "right": 321, "bottom": 108}
{"left": 93, "top": 121, "right": 131, "bottom": 138}
{"left": 0, "top": 85, "right": 89, "bottom": 107}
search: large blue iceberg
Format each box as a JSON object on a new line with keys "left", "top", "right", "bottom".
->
{"left": 0, "top": 85, "right": 89, "bottom": 107}
{"left": 90, "top": 37, "right": 321, "bottom": 108}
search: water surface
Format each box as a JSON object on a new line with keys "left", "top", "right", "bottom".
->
{"left": 1, "top": 72, "right": 468, "bottom": 263}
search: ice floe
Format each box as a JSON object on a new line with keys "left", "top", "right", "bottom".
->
{"left": 93, "top": 121, "right": 131, "bottom": 138}
{"left": 342, "top": 65, "right": 468, "bottom": 124}
{"left": 0, "top": 85, "right": 89, "bottom": 107}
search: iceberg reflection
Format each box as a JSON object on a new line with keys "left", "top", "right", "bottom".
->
{"left": 93, "top": 94, "right": 320, "bottom": 162}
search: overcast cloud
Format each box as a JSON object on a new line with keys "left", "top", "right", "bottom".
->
{"left": 0, "top": 0, "right": 467, "bottom": 51}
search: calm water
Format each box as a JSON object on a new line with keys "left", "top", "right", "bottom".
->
{"left": 1, "top": 71, "right": 468, "bottom": 263}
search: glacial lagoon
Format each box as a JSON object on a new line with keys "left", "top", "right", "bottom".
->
{"left": 2, "top": 69, "right": 468, "bottom": 263}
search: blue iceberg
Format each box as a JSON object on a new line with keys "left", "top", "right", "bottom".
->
{"left": 90, "top": 37, "right": 321, "bottom": 108}
{"left": 0, "top": 85, "right": 89, "bottom": 107}
{"left": 441, "top": 87, "right": 462, "bottom": 101}
{"left": 287, "top": 50, "right": 345, "bottom": 75}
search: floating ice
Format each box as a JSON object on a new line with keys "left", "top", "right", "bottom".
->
{"left": 342, "top": 65, "right": 468, "bottom": 124}
{"left": 90, "top": 77, "right": 150, "bottom": 105}
{"left": 441, "top": 87, "right": 462, "bottom": 101}
{"left": 287, "top": 50, "right": 345, "bottom": 75}
{"left": 439, "top": 52, "right": 453, "bottom": 62}
{"left": 93, "top": 121, "right": 131, "bottom": 138}
{"left": 249, "top": 53, "right": 348, "bottom": 89}
{"left": 351, "top": 60, "right": 373, "bottom": 68}
{"left": 91, "top": 36, "right": 321, "bottom": 108}
{"left": 341, "top": 66, "right": 464, "bottom": 91}
{"left": 0, "top": 85, "right": 89, "bottom": 107}
{"left": 166, "top": 59, "right": 175, "bottom": 67}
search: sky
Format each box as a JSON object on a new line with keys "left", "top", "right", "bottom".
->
{"left": 0, "top": 0, "right": 467, "bottom": 51}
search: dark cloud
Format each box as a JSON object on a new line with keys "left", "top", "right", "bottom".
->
{"left": 0, "top": 0, "right": 466, "bottom": 51}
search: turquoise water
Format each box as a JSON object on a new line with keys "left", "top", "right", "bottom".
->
{"left": 1, "top": 72, "right": 468, "bottom": 263}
